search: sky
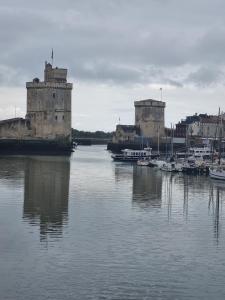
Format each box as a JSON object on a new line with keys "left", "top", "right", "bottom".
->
{"left": 0, "top": 0, "right": 225, "bottom": 131}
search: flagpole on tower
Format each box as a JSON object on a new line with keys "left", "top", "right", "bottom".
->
{"left": 160, "top": 87, "right": 163, "bottom": 101}
{"left": 51, "top": 48, "right": 54, "bottom": 66}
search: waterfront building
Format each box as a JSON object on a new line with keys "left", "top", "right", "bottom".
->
{"left": 174, "top": 114, "right": 225, "bottom": 140}
{"left": 188, "top": 115, "right": 225, "bottom": 138}
{"left": 112, "top": 125, "right": 140, "bottom": 143}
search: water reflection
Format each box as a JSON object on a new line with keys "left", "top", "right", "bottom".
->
{"left": 0, "top": 156, "right": 25, "bottom": 185}
{"left": 132, "top": 166, "right": 162, "bottom": 209}
{"left": 163, "top": 173, "right": 174, "bottom": 220}
{"left": 23, "top": 156, "right": 70, "bottom": 241}
{"left": 114, "top": 163, "right": 133, "bottom": 183}
{"left": 209, "top": 180, "right": 225, "bottom": 243}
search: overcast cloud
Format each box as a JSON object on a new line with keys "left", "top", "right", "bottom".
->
{"left": 0, "top": 0, "right": 225, "bottom": 130}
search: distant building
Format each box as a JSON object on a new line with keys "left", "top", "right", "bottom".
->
{"left": 174, "top": 113, "right": 225, "bottom": 140}
{"left": 188, "top": 115, "right": 225, "bottom": 138}
{"left": 0, "top": 62, "right": 73, "bottom": 153}
{"left": 112, "top": 125, "right": 140, "bottom": 143}
{"left": 174, "top": 122, "right": 187, "bottom": 138}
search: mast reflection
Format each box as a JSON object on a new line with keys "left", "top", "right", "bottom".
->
{"left": 23, "top": 156, "right": 70, "bottom": 241}
{"left": 209, "top": 180, "right": 225, "bottom": 243}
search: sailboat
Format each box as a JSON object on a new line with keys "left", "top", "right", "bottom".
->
{"left": 209, "top": 110, "right": 225, "bottom": 180}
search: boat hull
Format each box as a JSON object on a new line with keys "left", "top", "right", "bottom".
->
{"left": 209, "top": 169, "right": 225, "bottom": 180}
{"left": 112, "top": 156, "right": 151, "bottom": 162}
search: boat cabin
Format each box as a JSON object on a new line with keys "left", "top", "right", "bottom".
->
{"left": 122, "top": 147, "right": 152, "bottom": 157}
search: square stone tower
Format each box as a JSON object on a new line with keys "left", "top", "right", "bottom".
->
{"left": 26, "top": 62, "right": 73, "bottom": 144}
{"left": 134, "top": 99, "right": 165, "bottom": 138}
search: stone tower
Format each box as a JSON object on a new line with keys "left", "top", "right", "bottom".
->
{"left": 26, "top": 62, "right": 73, "bottom": 144}
{"left": 134, "top": 99, "right": 165, "bottom": 138}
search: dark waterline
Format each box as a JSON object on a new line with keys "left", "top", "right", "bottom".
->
{"left": 0, "top": 145, "right": 225, "bottom": 299}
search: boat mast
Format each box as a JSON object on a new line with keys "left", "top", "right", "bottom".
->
{"left": 170, "top": 123, "right": 174, "bottom": 157}
{"left": 218, "top": 110, "right": 223, "bottom": 165}
{"left": 212, "top": 107, "right": 221, "bottom": 163}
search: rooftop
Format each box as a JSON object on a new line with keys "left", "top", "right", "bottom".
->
{"left": 0, "top": 118, "right": 25, "bottom": 125}
{"left": 134, "top": 99, "right": 166, "bottom": 107}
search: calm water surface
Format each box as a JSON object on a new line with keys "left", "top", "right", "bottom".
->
{"left": 1, "top": 145, "right": 225, "bottom": 299}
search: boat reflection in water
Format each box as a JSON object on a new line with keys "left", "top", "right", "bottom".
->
{"left": 132, "top": 166, "right": 162, "bottom": 209}
{"left": 23, "top": 156, "right": 70, "bottom": 242}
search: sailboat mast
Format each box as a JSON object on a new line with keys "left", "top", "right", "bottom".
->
{"left": 219, "top": 110, "right": 223, "bottom": 165}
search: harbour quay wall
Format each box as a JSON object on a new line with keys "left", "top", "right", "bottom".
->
{"left": 0, "top": 139, "right": 73, "bottom": 155}
{"left": 74, "top": 138, "right": 112, "bottom": 145}
{"left": 107, "top": 141, "right": 186, "bottom": 153}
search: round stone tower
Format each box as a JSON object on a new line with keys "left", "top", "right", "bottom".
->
{"left": 134, "top": 99, "right": 165, "bottom": 138}
{"left": 26, "top": 62, "right": 73, "bottom": 144}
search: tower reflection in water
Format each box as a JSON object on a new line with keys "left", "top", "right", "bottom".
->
{"left": 23, "top": 156, "right": 70, "bottom": 241}
{"left": 132, "top": 166, "right": 162, "bottom": 209}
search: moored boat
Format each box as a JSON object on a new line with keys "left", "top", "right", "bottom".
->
{"left": 160, "top": 161, "right": 182, "bottom": 172}
{"left": 111, "top": 147, "right": 152, "bottom": 162}
{"left": 137, "top": 158, "right": 151, "bottom": 166}
{"left": 209, "top": 165, "right": 225, "bottom": 180}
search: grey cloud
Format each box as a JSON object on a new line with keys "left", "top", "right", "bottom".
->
{"left": 186, "top": 66, "right": 225, "bottom": 87}
{"left": 164, "top": 79, "right": 183, "bottom": 88}
{"left": 1, "top": 0, "right": 225, "bottom": 87}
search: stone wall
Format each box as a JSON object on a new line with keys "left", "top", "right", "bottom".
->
{"left": 0, "top": 118, "right": 32, "bottom": 139}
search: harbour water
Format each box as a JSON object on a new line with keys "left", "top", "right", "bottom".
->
{"left": 1, "top": 145, "right": 225, "bottom": 299}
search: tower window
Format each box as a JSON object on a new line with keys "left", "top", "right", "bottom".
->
{"left": 53, "top": 93, "right": 56, "bottom": 98}
{"left": 55, "top": 116, "right": 58, "bottom": 120}
{"left": 62, "top": 115, "right": 64, "bottom": 120}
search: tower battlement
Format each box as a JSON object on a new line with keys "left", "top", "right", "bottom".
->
{"left": 44, "top": 62, "right": 67, "bottom": 83}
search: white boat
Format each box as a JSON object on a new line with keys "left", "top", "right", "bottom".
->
{"left": 111, "top": 147, "right": 152, "bottom": 162}
{"left": 149, "top": 159, "right": 165, "bottom": 168}
{"left": 177, "top": 146, "right": 215, "bottom": 160}
{"left": 160, "top": 161, "right": 182, "bottom": 172}
{"left": 189, "top": 146, "right": 214, "bottom": 159}
{"left": 137, "top": 158, "right": 150, "bottom": 166}
{"left": 209, "top": 165, "right": 225, "bottom": 180}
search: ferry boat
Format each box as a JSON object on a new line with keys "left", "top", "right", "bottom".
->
{"left": 111, "top": 147, "right": 152, "bottom": 162}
